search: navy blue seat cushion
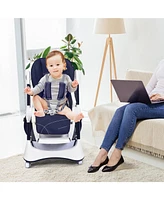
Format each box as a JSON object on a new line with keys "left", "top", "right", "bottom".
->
{"left": 36, "top": 114, "right": 70, "bottom": 134}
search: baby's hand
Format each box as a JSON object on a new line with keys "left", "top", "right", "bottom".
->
{"left": 72, "top": 80, "right": 79, "bottom": 88}
{"left": 24, "top": 87, "right": 33, "bottom": 95}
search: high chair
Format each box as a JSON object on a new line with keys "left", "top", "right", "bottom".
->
{"left": 23, "top": 58, "right": 84, "bottom": 168}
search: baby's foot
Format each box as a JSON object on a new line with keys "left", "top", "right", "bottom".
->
{"left": 74, "top": 113, "right": 84, "bottom": 122}
{"left": 34, "top": 110, "right": 45, "bottom": 117}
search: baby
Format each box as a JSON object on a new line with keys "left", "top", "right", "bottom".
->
{"left": 24, "top": 50, "right": 84, "bottom": 122}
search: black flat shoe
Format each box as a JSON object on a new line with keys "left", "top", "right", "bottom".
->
{"left": 87, "top": 156, "right": 109, "bottom": 173}
{"left": 102, "top": 155, "right": 124, "bottom": 172}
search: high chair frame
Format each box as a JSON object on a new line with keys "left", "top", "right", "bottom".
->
{"left": 23, "top": 58, "right": 84, "bottom": 168}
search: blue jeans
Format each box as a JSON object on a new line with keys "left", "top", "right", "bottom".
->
{"left": 100, "top": 102, "right": 164, "bottom": 151}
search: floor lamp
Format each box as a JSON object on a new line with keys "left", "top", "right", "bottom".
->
{"left": 93, "top": 18, "right": 125, "bottom": 107}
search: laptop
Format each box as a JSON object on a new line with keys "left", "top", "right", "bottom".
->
{"left": 111, "top": 79, "right": 164, "bottom": 104}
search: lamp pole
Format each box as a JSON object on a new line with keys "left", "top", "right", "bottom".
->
{"left": 94, "top": 35, "right": 117, "bottom": 107}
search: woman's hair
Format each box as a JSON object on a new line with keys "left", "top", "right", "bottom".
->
{"left": 46, "top": 50, "right": 66, "bottom": 70}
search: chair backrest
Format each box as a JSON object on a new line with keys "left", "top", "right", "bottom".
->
{"left": 31, "top": 58, "right": 76, "bottom": 106}
{"left": 30, "top": 58, "right": 81, "bottom": 137}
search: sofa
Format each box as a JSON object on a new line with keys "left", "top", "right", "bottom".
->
{"left": 88, "top": 69, "right": 164, "bottom": 159}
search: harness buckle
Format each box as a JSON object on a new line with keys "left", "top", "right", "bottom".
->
{"left": 49, "top": 110, "right": 56, "bottom": 116}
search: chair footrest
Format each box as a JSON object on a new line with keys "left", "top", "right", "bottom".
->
{"left": 38, "top": 135, "right": 70, "bottom": 144}
{"left": 32, "top": 140, "right": 75, "bottom": 151}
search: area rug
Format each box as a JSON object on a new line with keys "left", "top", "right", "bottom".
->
{"left": 0, "top": 140, "right": 164, "bottom": 182}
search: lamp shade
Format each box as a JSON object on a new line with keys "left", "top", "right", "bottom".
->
{"left": 94, "top": 18, "right": 125, "bottom": 34}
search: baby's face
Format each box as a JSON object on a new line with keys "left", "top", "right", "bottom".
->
{"left": 46, "top": 55, "right": 65, "bottom": 79}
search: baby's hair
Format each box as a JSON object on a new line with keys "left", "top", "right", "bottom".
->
{"left": 46, "top": 50, "right": 67, "bottom": 70}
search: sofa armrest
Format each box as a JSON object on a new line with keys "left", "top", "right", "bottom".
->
{"left": 88, "top": 102, "right": 126, "bottom": 135}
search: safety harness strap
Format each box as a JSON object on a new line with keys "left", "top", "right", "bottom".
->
{"left": 44, "top": 74, "right": 66, "bottom": 115}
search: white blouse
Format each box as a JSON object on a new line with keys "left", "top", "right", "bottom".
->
{"left": 146, "top": 59, "right": 164, "bottom": 97}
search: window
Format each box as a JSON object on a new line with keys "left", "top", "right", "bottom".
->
{"left": 0, "top": 19, "right": 19, "bottom": 114}
{"left": 0, "top": 18, "right": 66, "bottom": 114}
{"left": 24, "top": 18, "right": 66, "bottom": 60}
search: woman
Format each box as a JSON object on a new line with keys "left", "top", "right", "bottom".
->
{"left": 88, "top": 59, "right": 164, "bottom": 173}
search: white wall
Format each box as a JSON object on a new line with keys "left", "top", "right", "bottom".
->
{"left": 67, "top": 18, "right": 164, "bottom": 111}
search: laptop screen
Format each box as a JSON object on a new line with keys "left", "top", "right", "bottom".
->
{"left": 111, "top": 80, "right": 151, "bottom": 104}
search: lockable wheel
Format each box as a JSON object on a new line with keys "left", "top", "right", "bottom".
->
{"left": 25, "top": 161, "right": 31, "bottom": 168}
{"left": 78, "top": 160, "right": 83, "bottom": 165}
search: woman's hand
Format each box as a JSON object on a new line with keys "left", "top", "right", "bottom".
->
{"left": 150, "top": 93, "right": 164, "bottom": 101}
{"left": 24, "top": 87, "right": 33, "bottom": 95}
{"left": 72, "top": 80, "right": 79, "bottom": 88}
